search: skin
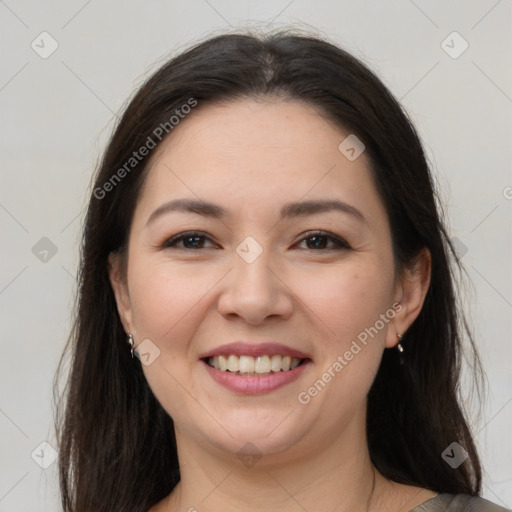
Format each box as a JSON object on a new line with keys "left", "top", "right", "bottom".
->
{"left": 109, "top": 99, "right": 434, "bottom": 512}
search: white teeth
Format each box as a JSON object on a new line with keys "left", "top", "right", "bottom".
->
{"left": 255, "top": 355, "right": 271, "bottom": 373}
{"left": 239, "top": 355, "right": 255, "bottom": 373}
{"left": 290, "top": 357, "right": 301, "bottom": 370}
{"left": 227, "top": 354, "right": 238, "bottom": 372}
{"left": 270, "top": 354, "right": 282, "bottom": 372}
{"left": 209, "top": 354, "right": 304, "bottom": 374}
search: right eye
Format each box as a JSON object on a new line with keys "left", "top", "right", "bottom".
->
{"left": 161, "top": 231, "right": 218, "bottom": 250}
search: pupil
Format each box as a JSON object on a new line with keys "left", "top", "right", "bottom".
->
{"left": 186, "top": 236, "right": 203, "bottom": 248}
{"left": 308, "top": 236, "right": 326, "bottom": 249}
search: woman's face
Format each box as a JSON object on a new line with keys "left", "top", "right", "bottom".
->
{"left": 110, "top": 99, "right": 420, "bottom": 463}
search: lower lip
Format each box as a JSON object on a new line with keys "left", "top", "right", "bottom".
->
{"left": 202, "top": 360, "right": 311, "bottom": 395}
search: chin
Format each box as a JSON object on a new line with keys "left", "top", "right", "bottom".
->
{"left": 196, "top": 413, "right": 311, "bottom": 461}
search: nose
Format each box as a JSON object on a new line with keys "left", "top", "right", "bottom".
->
{"left": 216, "top": 245, "right": 294, "bottom": 325}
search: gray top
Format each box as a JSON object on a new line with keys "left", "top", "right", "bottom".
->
{"left": 410, "top": 494, "right": 511, "bottom": 511}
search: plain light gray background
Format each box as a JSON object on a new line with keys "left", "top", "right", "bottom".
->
{"left": 1, "top": 1, "right": 511, "bottom": 510}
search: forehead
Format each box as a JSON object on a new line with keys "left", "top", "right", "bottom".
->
{"left": 156, "top": 98, "right": 353, "bottom": 171}
{"left": 134, "top": 99, "right": 387, "bottom": 227}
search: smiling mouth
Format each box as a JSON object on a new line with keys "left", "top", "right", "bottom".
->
{"left": 203, "top": 354, "right": 309, "bottom": 376}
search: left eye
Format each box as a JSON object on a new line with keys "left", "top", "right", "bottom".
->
{"left": 296, "top": 231, "right": 351, "bottom": 251}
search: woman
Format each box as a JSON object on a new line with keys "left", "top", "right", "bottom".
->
{"left": 53, "top": 30, "right": 510, "bottom": 512}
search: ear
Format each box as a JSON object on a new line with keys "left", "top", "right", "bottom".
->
{"left": 108, "top": 252, "right": 134, "bottom": 335}
{"left": 385, "top": 247, "right": 432, "bottom": 348}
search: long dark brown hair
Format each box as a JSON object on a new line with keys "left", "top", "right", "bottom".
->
{"left": 53, "top": 29, "right": 484, "bottom": 512}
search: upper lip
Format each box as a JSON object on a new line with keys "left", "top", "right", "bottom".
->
{"left": 199, "top": 342, "right": 312, "bottom": 360}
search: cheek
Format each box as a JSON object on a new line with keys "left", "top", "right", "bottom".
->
{"left": 319, "top": 265, "right": 394, "bottom": 384}
{"left": 294, "top": 259, "right": 394, "bottom": 399}
{"left": 296, "top": 260, "right": 393, "bottom": 343}
{"left": 127, "top": 260, "right": 214, "bottom": 419}
{"left": 128, "top": 259, "right": 224, "bottom": 349}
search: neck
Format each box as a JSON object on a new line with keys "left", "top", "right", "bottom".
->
{"left": 165, "top": 410, "right": 388, "bottom": 512}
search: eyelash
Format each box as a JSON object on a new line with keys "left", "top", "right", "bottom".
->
{"left": 161, "top": 230, "right": 352, "bottom": 252}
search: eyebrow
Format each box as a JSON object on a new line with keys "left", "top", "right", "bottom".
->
{"left": 146, "top": 198, "right": 366, "bottom": 226}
